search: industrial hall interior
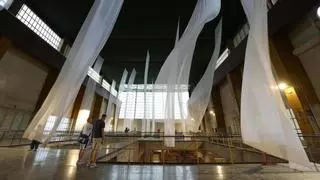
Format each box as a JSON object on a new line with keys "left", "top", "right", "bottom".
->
{"left": 0, "top": 0, "right": 320, "bottom": 179}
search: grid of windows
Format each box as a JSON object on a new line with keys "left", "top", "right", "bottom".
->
{"left": 119, "top": 85, "right": 189, "bottom": 120}
{"left": 16, "top": 5, "right": 62, "bottom": 50}
{"left": 87, "top": 67, "right": 118, "bottom": 97}
{"left": 44, "top": 116, "right": 70, "bottom": 133}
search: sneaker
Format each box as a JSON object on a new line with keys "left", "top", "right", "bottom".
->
{"left": 76, "top": 161, "right": 85, "bottom": 166}
{"left": 89, "top": 163, "right": 97, "bottom": 168}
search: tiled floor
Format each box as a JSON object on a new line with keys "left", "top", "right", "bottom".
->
{"left": 0, "top": 147, "right": 319, "bottom": 180}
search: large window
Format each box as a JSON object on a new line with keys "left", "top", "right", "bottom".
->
{"left": 16, "top": 5, "right": 62, "bottom": 50}
{"left": 119, "top": 84, "right": 189, "bottom": 120}
{"left": 44, "top": 116, "right": 70, "bottom": 133}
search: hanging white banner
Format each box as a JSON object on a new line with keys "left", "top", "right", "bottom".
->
{"left": 123, "top": 69, "right": 136, "bottom": 131}
{"left": 114, "top": 69, "right": 128, "bottom": 131}
{"left": 24, "top": 0, "right": 124, "bottom": 142}
{"left": 240, "top": 0, "right": 314, "bottom": 170}
{"left": 74, "top": 56, "right": 104, "bottom": 131}
{"left": 155, "top": 0, "right": 221, "bottom": 147}
{"left": 105, "top": 80, "right": 116, "bottom": 131}
{"left": 143, "top": 51, "right": 150, "bottom": 133}
{"left": 188, "top": 19, "right": 222, "bottom": 132}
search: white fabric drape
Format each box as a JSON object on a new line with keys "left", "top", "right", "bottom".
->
{"left": 23, "top": 0, "right": 124, "bottom": 142}
{"left": 155, "top": 0, "right": 221, "bottom": 147}
{"left": 188, "top": 19, "right": 222, "bottom": 132}
{"left": 0, "top": 0, "right": 13, "bottom": 10}
{"left": 114, "top": 69, "right": 128, "bottom": 131}
{"left": 74, "top": 56, "right": 104, "bottom": 131}
{"left": 105, "top": 80, "right": 116, "bottom": 131}
{"left": 142, "top": 51, "right": 150, "bottom": 132}
{"left": 151, "top": 83, "right": 156, "bottom": 132}
{"left": 240, "top": 0, "right": 314, "bottom": 170}
{"left": 175, "top": 18, "right": 180, "bottom": 46}
{"left": 123, "top": 69, "right": 136, "bottom": 130}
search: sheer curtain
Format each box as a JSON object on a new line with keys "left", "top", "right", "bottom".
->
{"left": 114, "top": 69, "right": 128, "bottom": 131}
{"left": 74, "top": 56, "right": 104, "bottom": 131}
{"left": 143, "top": 51, "right": 150, "bottom": 132}
{"left": 240, "top": 0, "right": 314, "bottom": 170}
{"left": 123, "top": 69, "right": 136, "bottom": 131}
{"left": 0, "top": 0, "right": 13, "bottom": 10}
{"left": 155, "top": 0, "right": 221, "bottom": 147}
{"left": 105, "top": 80, "right": 116, "bottom": 131}
{"left": 23, "top": 0, "right": 124, "bottom": 142}
{"left": 188, "top": 19, "right": 222, "bottom": 132}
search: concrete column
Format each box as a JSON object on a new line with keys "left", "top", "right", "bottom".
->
{"left": 220, "top": 77, "right": 241, "bottom": 135}
{"left": 211, "top": 87, "right": 226, "bottom": 134}
{"left": 91, "top": 94, "right": 103, "bottom": 120}
{"left": 270, "top": 32, "right": 320, "bottom": 134}
{"left": 69, "top": 86, "right": 86, "bottom": 130}
{"left": 33, "top": 69, "right": 58, "bottom": 115}
{"left": 0, "top": 37, "right": 12, "bottom": 61}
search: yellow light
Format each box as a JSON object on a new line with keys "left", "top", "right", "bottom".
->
{"left": 74, "top": 109, "right": 90, "bottom": 131}
{"left": 191, "top": 118, "right": 195, "bottom": 121}
{"left": 278, "top": 82, "right": 289, "bottom": 90}
{"left": 317, "top": 6, "right": 320, "bottom": 18}
{"left": 210, "top": 111, "right": 215, "bottom": 116}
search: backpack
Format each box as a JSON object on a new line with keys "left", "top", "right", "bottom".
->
{"left": 78, "top": 126, "right": 91, "bottom": 144}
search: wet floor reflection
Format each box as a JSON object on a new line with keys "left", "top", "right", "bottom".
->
{"left": 0, "top": 148, "right": 319, "bottom": 180}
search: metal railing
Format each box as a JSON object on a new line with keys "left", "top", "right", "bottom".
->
{"left": 94, "top": 132, "right": 320, "bottom": 165}
{"left": 1, "top": 130, "right": 319, "bottom": 165}
{"left": 0, "top": 130, "right": 80, "bottom": 147}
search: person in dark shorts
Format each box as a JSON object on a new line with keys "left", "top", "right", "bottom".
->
{"left": 88, "top": 114, "right": 106, "bottom": 168}
{"left": 77, "top": 117, "right": 93, "bottom": 165}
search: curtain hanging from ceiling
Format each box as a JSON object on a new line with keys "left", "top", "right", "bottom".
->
{"left": 143, "top": 51, "right": 150, "bottom": 133}
{"left": 0, "top": 0, "right": 13, "bottom": 10}
{"left": 188, "top": 19, "right": 222, "bottom": 132}
{"left": 155, "top": 0, "right": 221, "bottom": 147}
{"left": 105, "top": 80, "right": 116, "bottom": 131}
{"left": 23, "top": 0, "right": 124, "bottom": 143}
{"left": 151, "top": 83, "right": 156, "bottom": 133}
{"left": 123, "top": 69, "right": 136, "bottom": 131}
{"left": 74, "top": 56, "right": 104, "bottom": 131}
{"left": 240, "top": 0, "right": 314, "bottom": 170}
{"left": 114, "top": 69, "right": 128, "bottom": 131}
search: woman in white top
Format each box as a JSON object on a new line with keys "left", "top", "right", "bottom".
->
{"left": 77, "top": 117, "right": 93, "bottom": 165}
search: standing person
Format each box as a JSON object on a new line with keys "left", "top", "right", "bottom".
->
{"left": 77, "top": 117, "right": 93, "bottom": 165}
{"left": 29, "top": 124, "right": 44, "bottom": 151}
{"left": 88, "top": 114, "right": 106, "bottom": 168}
{"left": 29, "top": 140, "right": 41, "bottom": 151}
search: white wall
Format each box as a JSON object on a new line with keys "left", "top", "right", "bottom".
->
{"left": 0, "top": 48, "right": 48, "bottom": 111}
{"left": 0, "top": 48, "right": 48, "bottom": 130}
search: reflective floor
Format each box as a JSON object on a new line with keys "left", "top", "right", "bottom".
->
{"left": 0, "top": 148, "right": 319, "bottom": 180}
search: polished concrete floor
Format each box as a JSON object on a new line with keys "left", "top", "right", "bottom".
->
{"left": 0, "top": 148, "right": 319, "bottom": 180}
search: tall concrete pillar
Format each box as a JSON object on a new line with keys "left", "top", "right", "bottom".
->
{"left": 33, "top": 69, "right": 58, "bottom": 115}
{"left": 91, "top": 94, "right": 103, "bottom": 120}
{"left": 270, "top": 31, "right": 320, "bottom": 134}
{"left": 219, "top": 76, "right": 241, "bottom": 135}
{"left": 211, "top": 87, "right": 226, "bottom": 134}
{"left": 69, "top": 86, "right": 86, "bottom": 130}
{"left": 0, "top": 37, "right": 12, "bottom": 60}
